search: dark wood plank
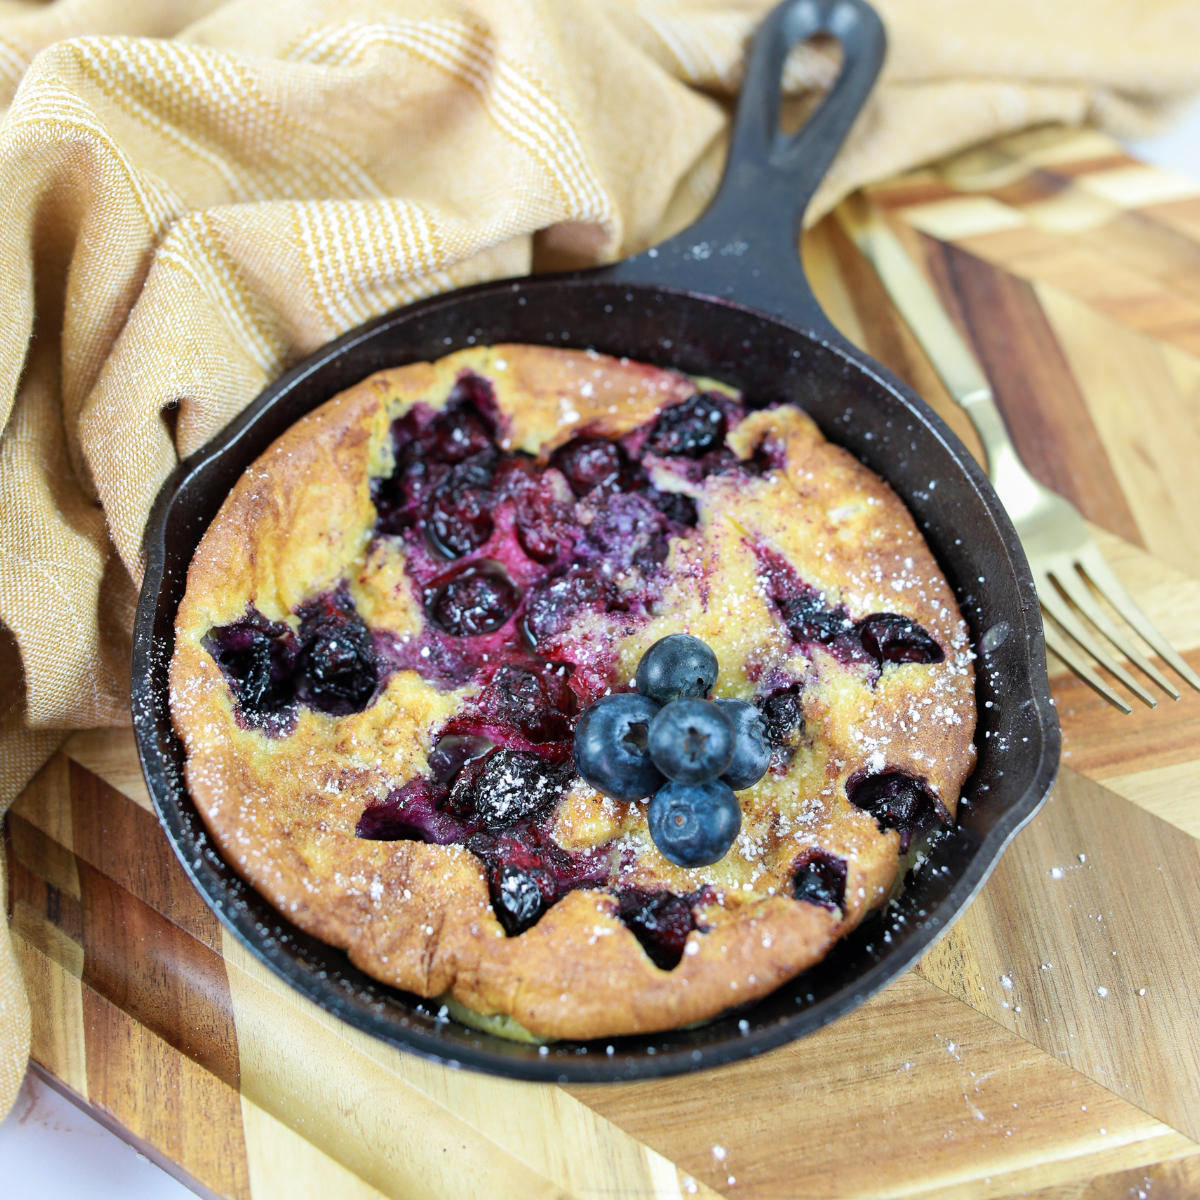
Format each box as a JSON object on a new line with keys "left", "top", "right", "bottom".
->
{"left": 1053, "top": 647, "right": 1200, "bottom": 780}
{"left": 82, "top": 980, "right": 251, "bottom": 1200}
{"left": 918, "top": 235, "right": 1145, "bottom": 546}
{"left": 808, "top": 213, "right": 989, "bottom": 468}
{"left": 988, "top": 168, "right": 1074, "bottom": 210}
{"left": 69, "top": 761, "right": 222, "bottom": 951}
{"left": 77, "top": 860, "right": 241, "bottom": 1092}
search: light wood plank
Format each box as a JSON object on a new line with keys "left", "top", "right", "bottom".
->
{"left": 240, "top": 1094, "right": 393, "bottom": 1200}
{"left": 1100, "top": 760, "right": 1200, "bottom": 842}
{"left": 221, "top": 932, "right": 579, "bottom": 1200}
{"left": 10, "top": 753, "right": 73, "bottom": 849}
{"left": 1010, "top": 1150, "right": 1200, "bottom": 1199}
{"left": 573, "top": 972, "right": 1196, "bottom": 1200}
{"left": 221, "top": 928, "right": 716, "bottom": 1200}
{"left": 918, "top": 768, "right": 1200, "bottom": 1143}
{"left": 11, "top": 935, "right": 88, "bottom": 1097}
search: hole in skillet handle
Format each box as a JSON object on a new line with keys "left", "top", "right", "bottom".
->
{"left": 603, "top": 0, "right": 886, "bottom": 333}
{"left": 132, "top": 0, "right": 1058, "bottom": 1084}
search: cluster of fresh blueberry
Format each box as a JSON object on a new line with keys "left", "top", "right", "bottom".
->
{"left": 573, "top": 634, "right": 770, "bottom": 868}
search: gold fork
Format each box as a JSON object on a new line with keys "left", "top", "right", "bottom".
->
{"left": 835, "top": 192, "right": 1200, "bottom": 714}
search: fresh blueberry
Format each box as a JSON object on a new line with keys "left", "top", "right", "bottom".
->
{"left": 714, "top": 699, "right": 770, "bottom": 790}
{"left": 647, "top": 779, "right": 741, "bottom": 868}
{"left": 648, "top": 699, "right": 735, "bottom": 785}
{"left": 635, "top": 633, "right": 718, "bottom": 704}
{"left": 573, "top": 693, "right": 664, "bottom": 802}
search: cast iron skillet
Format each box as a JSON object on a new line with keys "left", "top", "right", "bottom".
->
{"left": 132, "top": 0, "right": 1059, "bottom": 1082}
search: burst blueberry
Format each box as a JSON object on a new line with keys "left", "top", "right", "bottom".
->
{"left": 647, "top": 780, "right": 741, "bottom": 868}
{"left": 635, "top": 633, "right": 718, "bottom": 704}
{"left": 647, "top": 698, "right": 735, "bottom": 785}
{"left": 573, "top": 693, "right": 663, "bottom": 802}
{"left": 714, "top": 699, "right": 770, "bottom": 790}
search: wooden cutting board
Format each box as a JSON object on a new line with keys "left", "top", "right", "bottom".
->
{"left": 7, "top": 125, "right": 1200, "bottom": 1200}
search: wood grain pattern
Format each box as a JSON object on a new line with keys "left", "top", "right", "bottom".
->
{"left": 1053, "top": 648, "right": 1200, "bottom": 782}
{"left": 77, "top": 861, "right": 241, "bottom": 1090}
{"left": 69, "top": 761, "right": 223, "bottom": 951}
{"left": 221, "top": 927, "right": 722, "bottom": 1200}
{"left": 80, "top": 977, "right": 252, "bottom": 1200}
{"left": 572, "top": 971, "right": 1196, "bottom": 1200}
{"left": 804, "top": 214, "right": 989, "bottom": 469}
{"left": 917, "top": 767, "right": 1200, "bottom": 1142}
{"left": 7, "top": 126, "right": 1200, "bottom": 1200}
{"left": 1036, "top": 285, "right": 1200, "bottom": 578}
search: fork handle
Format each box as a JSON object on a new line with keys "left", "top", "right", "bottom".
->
{"left": 834, "top": 193, "right": 1033, "bottom": 498}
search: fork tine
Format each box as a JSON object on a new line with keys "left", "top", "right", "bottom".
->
{"left": 1037, "top": 580, "right": 1158, "bottom": 708}
{"left": 1050, "top": 564, "right": 1180, "bottom": 699}
{"left": 1042, "top": 622, "right": 1132, "bottom": 715}
{"left": 1076, "top": 544, "right": 1200, "bottom": 693}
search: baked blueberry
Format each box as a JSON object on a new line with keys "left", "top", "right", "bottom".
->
{"left": 648, "top": 698, "right": 735, "bottom": 785}
{"left": 647, "top": 779, "right": 741, "bottom": 868}
{"left": 635, "top": 633, "right": 718, "bottom": 704}
{"left": 204, "top": 609, "right": 296, "bottom": 721}
{"left": 425, "top": 449, "right": 498, "bottom": 557}
{"left": 523, "top": 567, "right": 613, "bottom": 649}
{"left": 792, "top": 850, "right": 847, "bottom": 912}
{"left": 856, "top": 613, "right": 944, "bottom": 665}
{"left": 551, "top": 436, "right": 627, "bottom": 496}
{"left": 846, "top": 770, "right": 944, "bottom": 853}
{"left": 573, "top": 693, "right": 663, "bottom": 802}
{"left": 614, "top": 888, "right": 696, "bottom": 970}
{"left": 714, "top": 699, "right": 770, "bottom": 789}
{"left": 641, "top": 486, "right": 698, "bottom": 527}
{"left": 492, "top": 864, "right": 552, "bottom": 936}
{"left": 475, "top": 663, "right": 573, "bottom": 743}
{"left": 582, "top": 490, "right": 673, "bottom": 574}
{"left": 645, "top": 393, "right": 728, "bottom": 459}
{"left": 294, "top": 592, "right": 378, "bottom": 713}
{"left": 424, "top": 560, "right": 521, "bottom": 636}
{"left": 446, "top": 749, "right": 569, "bottom": 829}
{"left": 759, "top": 683, "right": 804, "bottom": 746}
{"left": 426, "top": 734, "right": 495, "bottom": 784}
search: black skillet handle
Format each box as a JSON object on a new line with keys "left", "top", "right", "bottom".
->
{"left": 602, "top": 0, "right": 885, "bottom": 335}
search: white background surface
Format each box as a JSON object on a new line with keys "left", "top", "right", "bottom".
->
{"left": 3, "top": 101, "right": 1199, "bottom": 1199}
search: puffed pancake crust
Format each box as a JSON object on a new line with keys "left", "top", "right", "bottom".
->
{"left": 170, "top": 345, "right": 976, "bottom": 1041}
